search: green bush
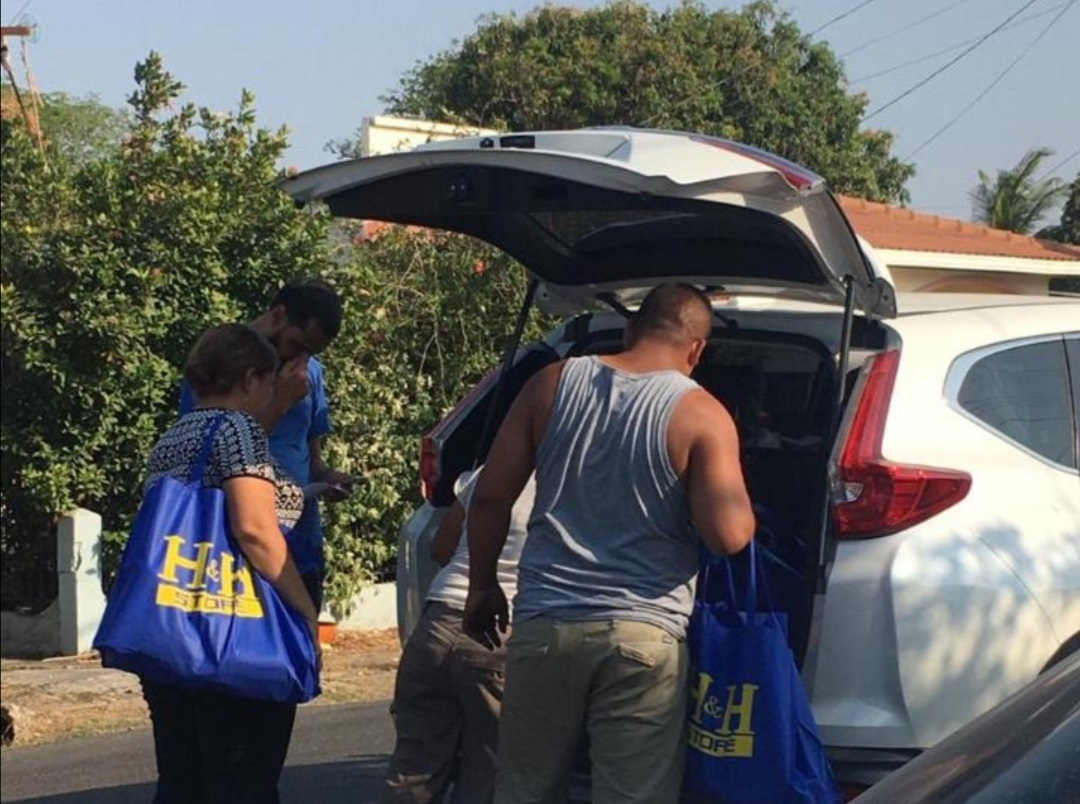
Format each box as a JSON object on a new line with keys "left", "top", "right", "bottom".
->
{"left": 1, "top": 54, "right": 331, "bottom": 597}
{"left": 2, "top": 54, "right": 549, "bottom": 610}
{"left": 317, "top": 225, "right": 550, "bottom": 610}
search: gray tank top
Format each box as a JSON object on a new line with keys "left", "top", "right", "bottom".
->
{"left": 514, "top": 355, "right": 702, "bottom": 637}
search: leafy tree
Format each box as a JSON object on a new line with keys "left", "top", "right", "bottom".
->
{"left": 2, "top": 53, "right": 331, "bottom": 600}
{"left": 382, "top": 0, "right": 913, "bottom": 203}
{"left": 970, "top": 148, "right": 1068, "bottom": 234}
{"left": 38, "top": 91, "right": 130, "bottom": 168}
{"left": 0, "top": 85, "right": 128, "bottom": 168}
{"left": 1038, "top": 174, "right": 1080, "bottom": 245}
{"left": 1039, "top": 175, "right": 1080, "bottom": 294}
{"left": 314, "top": 226, "right": 550, "bottom": 605}
{"left": 324, "top": 127, "right": 364, "bottom": 160}
{"left": 3, "top": 52, "right": 551, "bottom": 609}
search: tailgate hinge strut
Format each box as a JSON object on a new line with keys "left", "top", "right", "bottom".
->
{"left": 816, "top": 276, "right": 856, "bottom": 592}
{"left": 475, "top": 278, "right": 540, "bottom": 464}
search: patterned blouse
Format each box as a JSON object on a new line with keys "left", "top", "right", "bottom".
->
{"left": 144, "top": 408, "right": 305, "bottom": 529}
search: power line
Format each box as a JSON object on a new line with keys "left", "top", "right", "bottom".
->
{"left": 842, "top": 0, "right": 975, "bottom": 58}
{"left": 4, "top": 1, "right": 33, "bottom": 26}
{"left": 907, "top": 0, "right": 1077, "bottom": 158}
{"left": 851, "top": 3, "right": 1069, "bottom": 82}
{"left": 1037, "top": 146, "right": 1080, "bottom": 180}
{"left": 812, "top": 0, "right": 884, "bottom": 36}
{"left": 862, "top": 0, "right": 1041, "bottom": 122}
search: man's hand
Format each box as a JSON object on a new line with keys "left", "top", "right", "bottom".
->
{"left": 275, "top": 357, "right": 310, "bottom": 411}
{"left": 463, "top": 584, "right": 509, "bottom": 650}
{"left": 320, "top": 470, "right": 356, "bottom": 503}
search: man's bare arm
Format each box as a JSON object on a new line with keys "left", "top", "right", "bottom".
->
{"left": 678, "top": 391, "right": 756, "bottom": 555}
{"left": 466, "top": 364, "right": 561, "bottom": 590}
{"left": 463, "top": 362, "right": 562, "bottom": 647}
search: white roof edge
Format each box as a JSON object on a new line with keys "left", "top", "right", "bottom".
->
{"left": 876, "top": 248, "right": 1080, "bottom": 275}
{"left": 361, "top": 115, "right": 500, "bottom": 137}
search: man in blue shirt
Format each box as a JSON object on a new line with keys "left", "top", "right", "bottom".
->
{"left": 180, "top": 278, "right": 353, "bottom": 610}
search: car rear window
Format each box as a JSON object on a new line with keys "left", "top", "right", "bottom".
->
{"left": 957, "top": 338, "right": 1077, "bottom": 469}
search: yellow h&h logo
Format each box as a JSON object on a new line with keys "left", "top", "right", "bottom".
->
{"left": 156, "top": 535, "right": 264, "bottom": 618}
{"left": 687, "top": 668, "right": 758, "bottom": 758}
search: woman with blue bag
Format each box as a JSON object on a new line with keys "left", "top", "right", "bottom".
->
{"left": 94, "top": 324, "right": 321, "bottom": 804}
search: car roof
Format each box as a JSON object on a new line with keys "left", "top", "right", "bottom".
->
{"left": 892, "top": 292, "right": 1080, "bottom": 316}
{"left": 719, "top": 291, "right": 1079, "bottom": 317}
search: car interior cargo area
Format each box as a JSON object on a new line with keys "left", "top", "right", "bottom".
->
{"left": 436, "top": 323, "right": 849, "bottom": 664}
{"left": 689, "top": 331, "right": 836, "bottom": 661}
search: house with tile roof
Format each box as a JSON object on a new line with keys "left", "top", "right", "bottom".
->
{"left": 838, "top": 196, "right": 1080, "bottom": 295}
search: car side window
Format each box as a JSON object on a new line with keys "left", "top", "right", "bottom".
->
{"left": 957, "top": 338, "right": 1077, "bottom": 469}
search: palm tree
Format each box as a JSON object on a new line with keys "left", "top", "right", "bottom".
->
{"left": 970, "top": 148, "right": 1068, "bottom": 234}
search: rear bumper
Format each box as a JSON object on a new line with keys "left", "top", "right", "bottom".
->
{"left": 827, "top": 746, "right": 920, "bottom": 788}
{"left": 396, "top": 503, "right": 446, "bottom": 643}
{"left": 808, "top": 531, "right": 1062, "bottom": 751}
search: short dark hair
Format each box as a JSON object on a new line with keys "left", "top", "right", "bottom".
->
{"left": 271, "top": 278, "right": 343, "bottom": 340}
{"left": 183, "top": 324, "right": 279, "bottom": 398}
{"left": 627, "top": 283, "right": 713, "bottom": 345}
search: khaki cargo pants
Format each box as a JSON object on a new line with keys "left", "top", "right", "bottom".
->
{"left": 494, "top": 617, "right": 688, "bottom": 804}
{"left": 382, "top": 601, "right": 508, "bottom": 804}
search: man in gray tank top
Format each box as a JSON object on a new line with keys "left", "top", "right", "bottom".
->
{"left": 464, "top": 284, "right": 756, "bottom": 804}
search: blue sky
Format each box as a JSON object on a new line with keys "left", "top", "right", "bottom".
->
{"left": 6, "top": 0, "right": 1078, "bottom": 220}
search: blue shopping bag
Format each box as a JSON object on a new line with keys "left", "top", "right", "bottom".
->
{"left": 683, "top": 543, "right": 839, "bottom": 804}
{"left": 93, "top": 415, "right": 320, "bottom": 703}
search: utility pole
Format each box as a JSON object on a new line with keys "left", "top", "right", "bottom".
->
{"left": 1, "top": 24, "right": 43, "bottom": 147}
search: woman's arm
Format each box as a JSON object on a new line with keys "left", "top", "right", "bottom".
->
{"left": 223, "top": 476, "right": 319, "bottom": 627}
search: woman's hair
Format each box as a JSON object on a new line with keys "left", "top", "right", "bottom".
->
{"left": 183, "top": 324, "right": 279, "bottom": 398}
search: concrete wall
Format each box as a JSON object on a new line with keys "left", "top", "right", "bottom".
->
{"left": 335, "top": 581, "right": 398, "bottom": 632}
{"left": 0, "top": 601, "right": 62, "bottom": 659}
{"left": 1, "top": 509, "right": 106, "bottom": 659}
{"left": 2, "top": 507, "right": 396, "bottom": 657}
{"left": 361, "top": 115, "right": 498, "bottom": 157}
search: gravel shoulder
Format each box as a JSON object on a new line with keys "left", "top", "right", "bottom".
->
{"left": 0, "top": 629, "right": 401, "bottom": 747}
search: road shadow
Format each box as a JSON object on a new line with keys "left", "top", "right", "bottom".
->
{"left": 2, "top": 754, "right": 390, "bottom": 803}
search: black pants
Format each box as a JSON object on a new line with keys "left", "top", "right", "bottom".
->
{"left": 301, "top": 569, "right": 324, "bottom": 614}
{"left": 141, "top": 679, "right": 297, "bottom": 804}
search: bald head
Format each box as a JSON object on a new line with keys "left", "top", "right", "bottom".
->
{"left": 626, "top": 283, "right": 713, "bottom": 348}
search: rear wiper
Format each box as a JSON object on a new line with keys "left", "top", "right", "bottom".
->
{"left": 712, "top": 309, "right": 738, "bottom": 329}
{"left": 596, "top": 292, "right": 633, "bottom": 318}
{"left": 702, "top": 285, "right": 738, "bottom": 329}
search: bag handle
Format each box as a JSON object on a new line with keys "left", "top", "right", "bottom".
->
{"left": 190, "top": 413, "right": 227, "bottom": 485}
{"left": 704, "top": 540, "right": 784, "bottom": 627}
{"left": 700, "top": 541, "right": 757, "bottom": 617}
{"left": 698, "top": 552, "right": 738, "bottom": 612}
{"left": 721, "top": 540, "right": 759, "bottom": 619}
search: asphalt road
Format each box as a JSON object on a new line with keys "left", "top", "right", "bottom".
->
{"left": 0, "top": 700, "right": 394, "bottom": 803}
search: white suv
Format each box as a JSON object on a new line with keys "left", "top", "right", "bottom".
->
{"left": 285, "top": 128, "right": 1080, "bottom": 787}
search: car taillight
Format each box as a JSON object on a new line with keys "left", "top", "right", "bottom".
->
{"left": 419, "top": 435, "right": 440, "bottom": 501}
{"left": 832, "top": 350, "right": 972, "bottom": 539}
{"left": 417, "top": 367, "right": 503, "bottom": 503}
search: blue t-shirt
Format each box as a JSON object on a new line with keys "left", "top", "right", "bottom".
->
{"left": 179, "top": 356, "right": 331, "bottom": 574}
